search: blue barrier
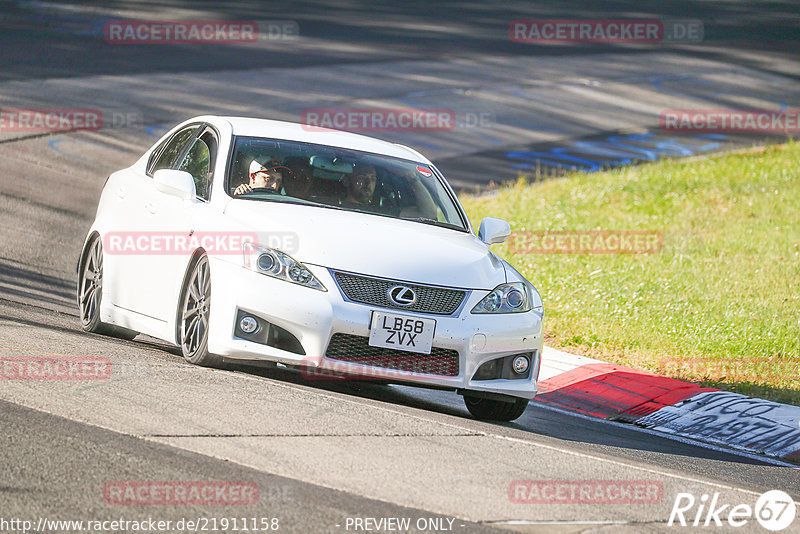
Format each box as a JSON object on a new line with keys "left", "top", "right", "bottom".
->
{"left": 508, "top": 132, "right": 726, "bottom": 171}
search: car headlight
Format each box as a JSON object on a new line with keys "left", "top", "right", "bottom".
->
{"left": 243, "top": 242, "right": 326, "bottom": 291}
{"left": 471, "top": 282, "right": 534, "bottom": 314}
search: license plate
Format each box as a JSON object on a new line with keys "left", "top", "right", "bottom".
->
{"left": 368, "top": 312, "right": 436, "bottom": 355}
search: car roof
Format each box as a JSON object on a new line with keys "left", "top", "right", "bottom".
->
{"left": 204, "top": 116, "right": 432, "bottom": 164}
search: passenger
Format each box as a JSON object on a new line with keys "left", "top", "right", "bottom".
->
{"left": 402, "top": 172, "right": 439, "bottom": 220}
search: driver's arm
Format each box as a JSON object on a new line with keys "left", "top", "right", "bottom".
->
{"left": 233, "top": 183, "right": 253, "bottom": 195}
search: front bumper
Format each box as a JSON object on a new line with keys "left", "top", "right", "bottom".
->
{"left": 207, "top": 258, "right": 543, "bottom": 399}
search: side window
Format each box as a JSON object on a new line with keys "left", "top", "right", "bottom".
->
{"left": 148, "top": 126, "right": 199, "bottom": 175}
{"left": 178, "top": 138, "right": 211, "bottom": 199}
{"left": 200, "top": 131, "right": 218, "bottom": 198}
{"left": 146, "top": 137, "right": 170, "bottom": 174}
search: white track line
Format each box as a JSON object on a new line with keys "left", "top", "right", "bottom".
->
{"left": 217, "top": 367, "right": 800, "bottom": 497}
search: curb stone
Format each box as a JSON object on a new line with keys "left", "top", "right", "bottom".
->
{"left": 535, "top": 346, "right": 800, "bottom": 464}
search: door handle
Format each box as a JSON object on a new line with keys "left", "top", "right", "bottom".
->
{"left": 144, "top": 202, "right": 157, "bottom": 214}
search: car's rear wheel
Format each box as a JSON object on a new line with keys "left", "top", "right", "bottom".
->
{"left": 77, "top": 235, "right": 137, "bottom": 340}
{"left": 464, "top": 395, "right": 529, "bottom": 422}
{"left": 178, "top": 255, "right": 222, "bottom": 367}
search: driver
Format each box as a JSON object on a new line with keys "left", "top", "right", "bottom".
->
{"left": 343, "top": 162, "right": 377, "bottom": 205}
{"left": 234, "top": 159, "right": 285, "bottom": 195}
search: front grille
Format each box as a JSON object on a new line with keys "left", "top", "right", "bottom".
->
{"left": 325, "top": 333, "right": 459, "bottom": 377}
{"left": 333, "top": 271, "right": 466, "bottom": 316}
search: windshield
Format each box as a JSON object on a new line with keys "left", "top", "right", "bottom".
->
{"left": 227, "top": 136, "right": 467, "bottom": 231}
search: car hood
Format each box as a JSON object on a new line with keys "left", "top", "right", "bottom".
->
{"left": 223, "top": 200, "right": 506, "bottom": 289}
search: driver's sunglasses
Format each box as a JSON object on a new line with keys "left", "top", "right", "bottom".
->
{"left": 250, "top": 165, "right": 292, "bottom": 183}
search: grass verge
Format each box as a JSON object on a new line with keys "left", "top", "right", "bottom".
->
{"left": 458, "top": 142, "right": 800, "bottom": 405}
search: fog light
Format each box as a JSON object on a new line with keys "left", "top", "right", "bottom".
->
{"left": 512, "top": 355, "right": 529, "bottom": 375}
{"left": 239, "top": 315, "right": 259, "bottom": 334}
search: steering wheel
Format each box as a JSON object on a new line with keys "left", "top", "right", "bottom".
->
{"left": 250, "top": 187, "right": 280, "bottom": 194}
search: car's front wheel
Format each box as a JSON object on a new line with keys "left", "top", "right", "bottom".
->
{"left": 77, "top": 235, "right": 137, "bottom": 340}
{"left": 178, "top": 255, "right": 222, "bottom": 367}
{"left": 464, "top": 394, "right": 529, "bottom": 422}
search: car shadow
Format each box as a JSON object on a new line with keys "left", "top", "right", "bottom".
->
{"left": 229, "top": 362, "right": 783, "bottom": 466}
{"left": 0, "top": 259, "right": 76, "bottom": 312}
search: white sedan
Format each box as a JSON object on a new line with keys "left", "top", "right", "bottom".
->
{"left": 77, "top": 116, "right": 544, "bottom": 421}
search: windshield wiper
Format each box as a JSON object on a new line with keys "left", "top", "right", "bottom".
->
{"left": 401, "top": 217, "right": 464, "bottom": 231}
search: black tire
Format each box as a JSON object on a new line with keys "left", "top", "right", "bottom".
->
{"left": 464, "top": 395, "right": 529, "bottom": 422}
{"left": 77, "top": 236, "right": 138, "bottom": 340}
{"left": 177, "top": 255, "right": 223, "bottom": 367}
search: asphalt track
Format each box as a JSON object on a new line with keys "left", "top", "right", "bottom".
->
{"left": 1, "top": 1, "right": 799, "bottom": 532}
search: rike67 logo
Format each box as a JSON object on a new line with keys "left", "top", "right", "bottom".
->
{"left": 669, "top": 490, "right": 796, "bottom": 531}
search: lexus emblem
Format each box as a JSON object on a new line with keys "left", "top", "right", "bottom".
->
{"left": 388, "top": 285, "right": 416, "bottom": 306}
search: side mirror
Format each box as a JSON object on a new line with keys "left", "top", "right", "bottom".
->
{"left": 153, "top": 169, "right": 196, "bottom": 200}
{"left": 478, "top": 217, "right": 511, "bottom": 245}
